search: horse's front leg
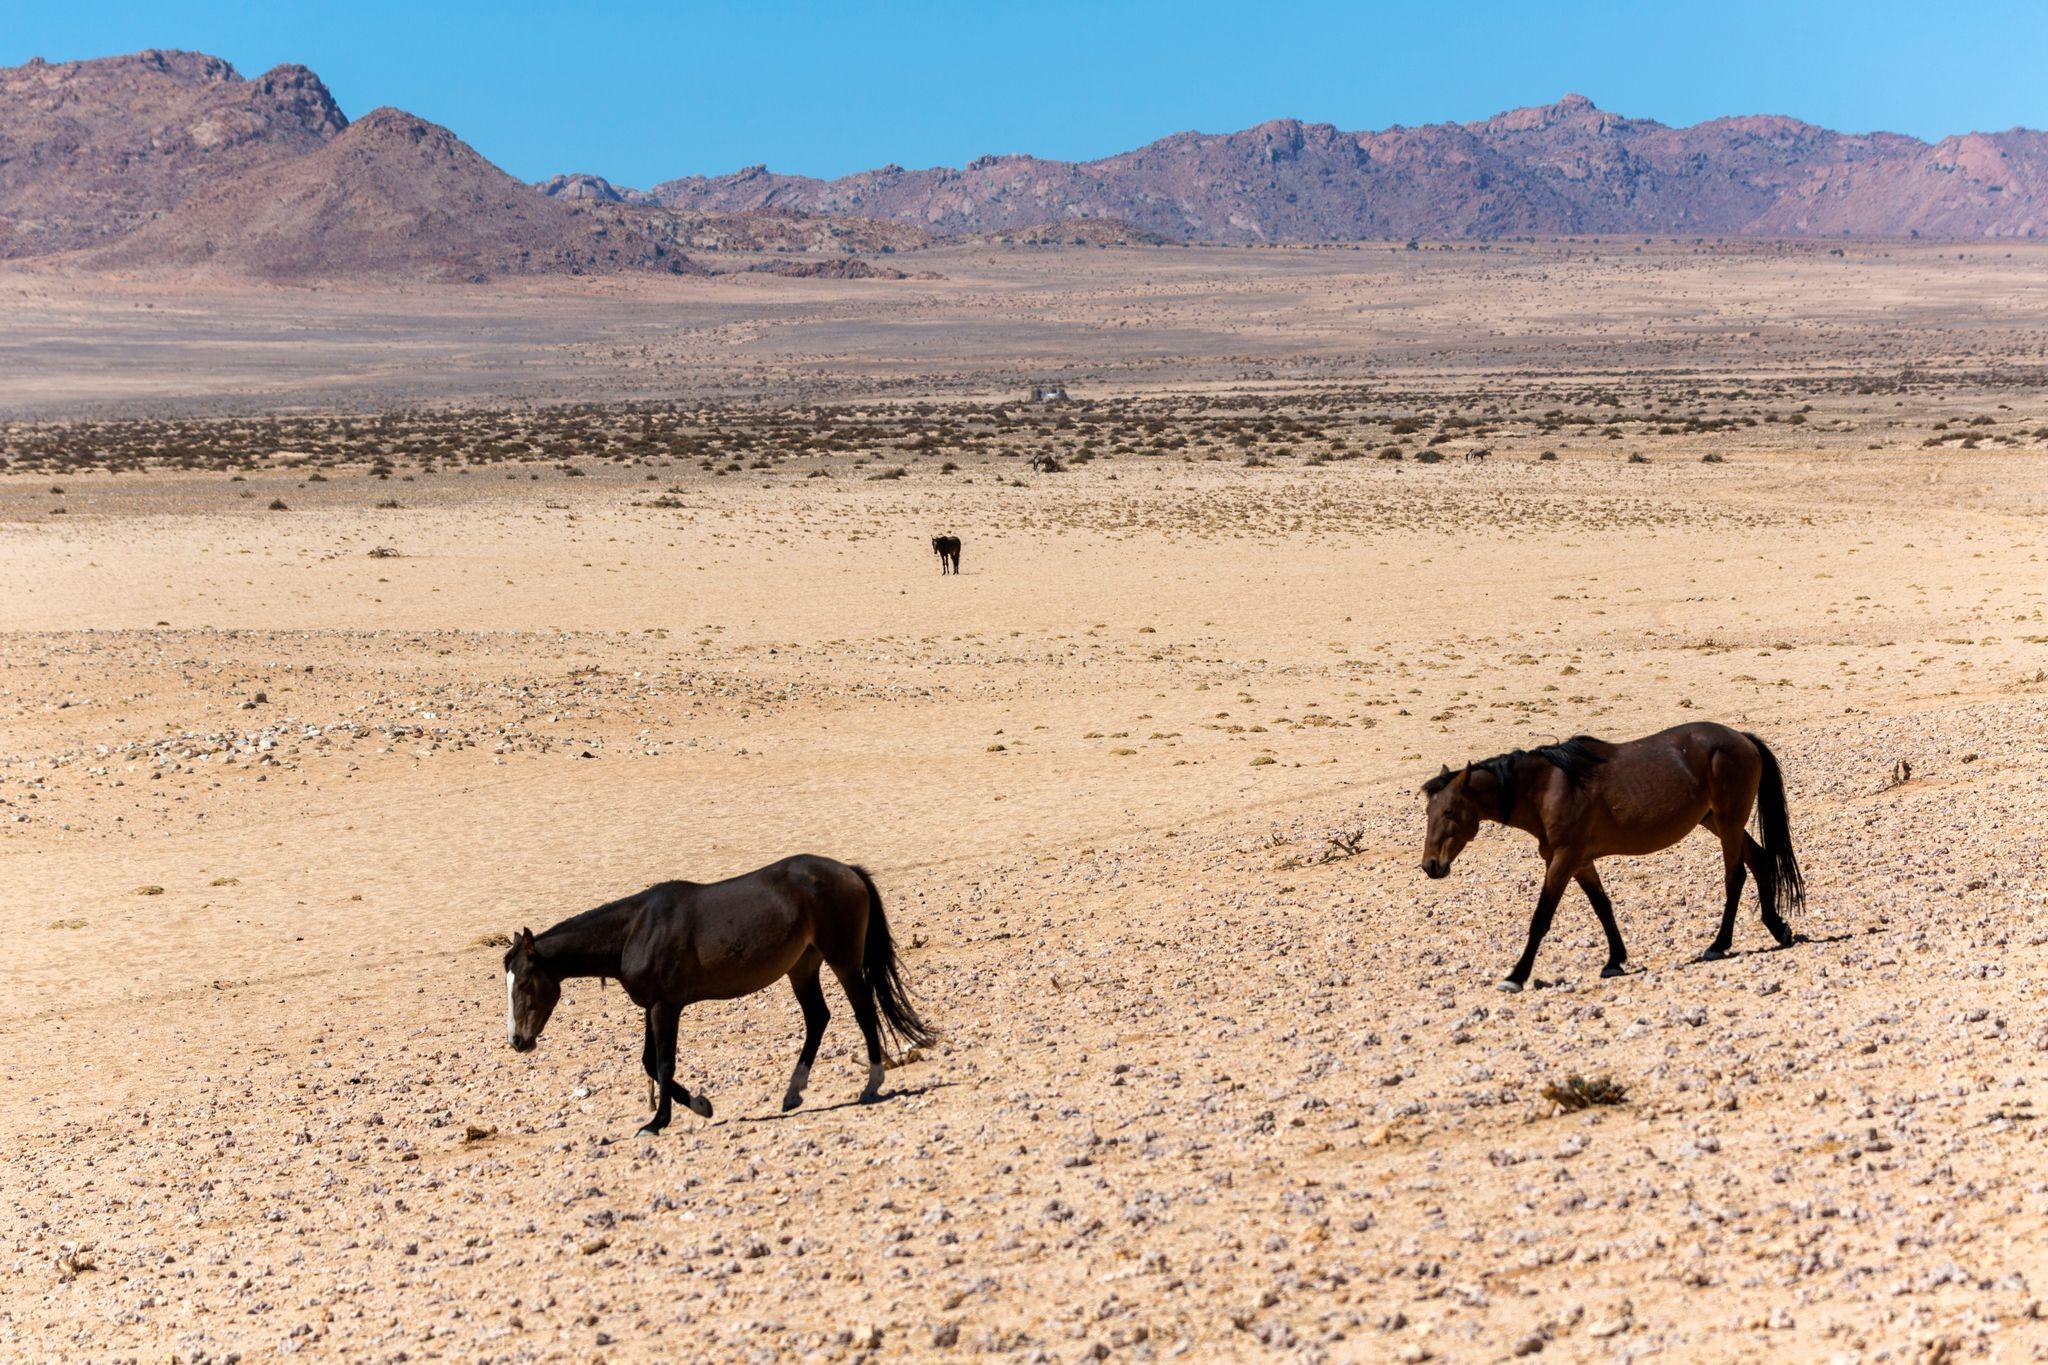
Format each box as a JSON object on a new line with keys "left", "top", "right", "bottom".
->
{"left": 641, "top": 1006, "right": 659, "bottom": 1112}
{"left": 1501, "top": 856, "right": 1574, "bottom": 991}
{"left": 638, "top": 1002, "right": 679, "bottom": 1135}
{"left": 653, "top": 1000, "right": 714, "bottom": 1126}
{"left": 1576, "top": 866, "right": 1628, "bottom": 978}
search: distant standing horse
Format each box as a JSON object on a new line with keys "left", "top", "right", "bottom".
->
{"left": 1420, "top": 723, "right": 1805, "bottom": 990}
{"left": 504, "top": 856, "right": 934, "bottom": 1134}
{"left": 931, "top": 535, "right": 962, "bottom": 574}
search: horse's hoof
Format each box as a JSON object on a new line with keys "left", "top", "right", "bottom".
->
{"left": 636, "top": 1122, "right": 664, "bottom": 1138}
{"left": 1698, "top": 947, "right": 1728, "bottom": 963}
{"left": 1495, "top": 978, "right": 1524, "bottom": 994}
{"left": 858, "top": 1089, "right": 883, "bottom": 1104}
{"left": 781, "top": 1093, "right": 804, "bottom": 1113}
{"left": 687, "top": 1094, "right": 714, "bottom": 1119}
{"left": 1600, "top": 964, "right": 1626, "bottom": 979}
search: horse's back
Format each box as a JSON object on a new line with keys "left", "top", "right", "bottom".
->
{"left": 1612, "top": 721, "right": 1754, "bottom": 768}
{"left": 1579, "top": 723, "right": 1759, "bottom": 848}
{"left": 743, "top": 853, "right": 865, "bottom": 903}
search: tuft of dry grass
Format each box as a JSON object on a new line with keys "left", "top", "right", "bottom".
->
{"left": 1541, "top": 1074, "right": 1628, "bottom": 1113}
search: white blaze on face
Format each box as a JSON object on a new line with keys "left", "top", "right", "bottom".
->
{"left": 505, "top": 970, "right": 516, "bottom": 1045}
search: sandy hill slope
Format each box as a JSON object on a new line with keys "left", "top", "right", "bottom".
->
{"left": 83, "top": 107, "right": 699, "bottom": 283}
{"left": 649, "top": 94, "right": 2048, "bottom": 241}
{"left": 0, "top": 49, "right": 347, "bottom": 258}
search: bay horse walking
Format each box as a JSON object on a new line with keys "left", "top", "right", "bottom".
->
{"left": 1420, "top": 722, "right": 1805, "bottom": 991}
{"left": 503, "top": 856, "right": 933, "bottom": 1134}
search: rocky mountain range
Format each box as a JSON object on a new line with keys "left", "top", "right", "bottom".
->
{"left": 0, "top": 50, "right": 345, "bottom": 259}
{"left": 84, "top": 106, "right": 696, "bottom": 282}
{"left": 642, "top": 94, "right": 2048, "bottom": 242}
{"left": 5, "top": 49, "right": 2045, "bottom": 285}
{"left": 2, "top": 51, "right": 700, "bottom": 281}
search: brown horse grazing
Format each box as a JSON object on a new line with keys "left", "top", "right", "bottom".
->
{"left": 1421, "top": 723, "right": 1805, "bottom": 991}
{"left": 503, "top": 856, "right": 933, "bottom": 1135}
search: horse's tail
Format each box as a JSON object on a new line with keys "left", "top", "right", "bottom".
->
{"left": 1744, "top": 732, "right": 1807, "bottom": 918}
{"left": 852, "top": 865, "right": 935, "bottom": 1051}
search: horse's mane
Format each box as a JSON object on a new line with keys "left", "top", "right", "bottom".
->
{"left": 508, "top": 882, "right": 682, "bottom": 966}
{"left": 1424, "top": 736, "right": 1610, "bottom": 816}
{"left": 549, "top": 887, "right": 659, "bottom": 934}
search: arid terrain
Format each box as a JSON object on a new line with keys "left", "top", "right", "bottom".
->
{"left": 3, "top": 242, "right": 2048, "bottom": 1363}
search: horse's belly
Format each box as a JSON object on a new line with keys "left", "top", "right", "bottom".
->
{"left": 1601, "top": 815, "right": 1707, "bottom": 857}
{"left": 1595, "top": 766, "right": 1712, "bottom": 855}
{"left": 689, "top": 906, "right": 810, "bottom": 999}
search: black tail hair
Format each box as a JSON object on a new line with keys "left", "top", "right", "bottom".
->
{"left": 853, "top": 866, "right": 935, "bottom": 1051}
{"left": 1745, "top": 732, "right": 1806, "bottom": 919}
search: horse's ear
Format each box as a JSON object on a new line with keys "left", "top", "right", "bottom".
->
{"left": 1439, "top": 764, "right": 1452, "bottom": 778}
{"left": 517, "top": 927, "right": 534, "bottom": 951}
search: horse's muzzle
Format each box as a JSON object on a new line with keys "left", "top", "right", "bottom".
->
{"left": 1422, "top": 859, "right": 1450, "bottom": 880}
{"left": 509, "top": 1034, "right": 536, "bottom": 1053}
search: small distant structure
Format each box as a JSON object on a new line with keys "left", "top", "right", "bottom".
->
{"left": 1028, "top": 382, "right": 1070, "bottom": 403}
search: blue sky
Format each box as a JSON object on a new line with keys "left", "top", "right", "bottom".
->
{"left": 7, "top": 1, "right": 2046, "bottom": 187}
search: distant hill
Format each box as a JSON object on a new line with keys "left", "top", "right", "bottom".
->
{"left": 628, "top": 206, "right": 935, "bottom": 254}
{"left": 0, "top": 50, "right": 347, "bottom": 258}
{"left": 84, "top": 107, "right": 698, "bottom": 282}
{"left": 533, "top": 172, "right": 652, "bottom": 205}
{"left": 9, "top": 49, "right": 2048, "bottom": 282}
{"left": 649, "top": 95, "right": 2048, "bottom": 242}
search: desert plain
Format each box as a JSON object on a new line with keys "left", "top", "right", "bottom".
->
{"left": 2, "top": 239, "right": 2048, "bottom": 1363}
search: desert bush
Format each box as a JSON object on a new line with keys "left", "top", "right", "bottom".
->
{"left": 1541, "top": 1074, "right": 1627, "bottom": 1113}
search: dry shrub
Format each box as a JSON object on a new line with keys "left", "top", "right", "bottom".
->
{"left": 1541, "top": 1074, "right": 1628, "bottom": 1113}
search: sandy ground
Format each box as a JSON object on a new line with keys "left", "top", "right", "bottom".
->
{"left": 7, "top": 237, "right": 2048, "bottom": 415}
{"left": 2, "top": 246, "right": 2048, "bottom": 1363}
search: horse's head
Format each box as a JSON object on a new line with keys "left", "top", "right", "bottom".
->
{"left": 1421, "top": 764, "right": 1488, "bottom": 878}
{"left": 931, "top": 536, "right": 947, "bottom": 554}
{"left": 502, "top": 928, "right": 560, "bottom": 1052}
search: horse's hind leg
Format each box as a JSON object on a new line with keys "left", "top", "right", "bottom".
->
{"left": 1700, "top": 817, "right": 1747, "bottom": 962}
{"left": 1576, "top": 866, "right": 1628, "bottom": 978}
{"left": 1746, "top": 833, "right": 1797, "bottom": 947}
{"left": 783, "top": 953, "right": 830, "bottom": 1112}
{"left": 828, "top": 960, "right": 888, "bottom": 1101}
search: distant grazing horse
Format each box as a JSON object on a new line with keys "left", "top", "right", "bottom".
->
{"left": 1420, "top": 723, "right": 1804, "bottom": 991}
{"left": 931, "top": 535, "right": 962, "bottom": 574}
{"left": 504, "top": 856, "right": 934, "bottom": 1134}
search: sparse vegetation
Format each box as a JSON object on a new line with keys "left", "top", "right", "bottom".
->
{"left": 1541, "top": 1074, "right": 1628, "bottom": 1113}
